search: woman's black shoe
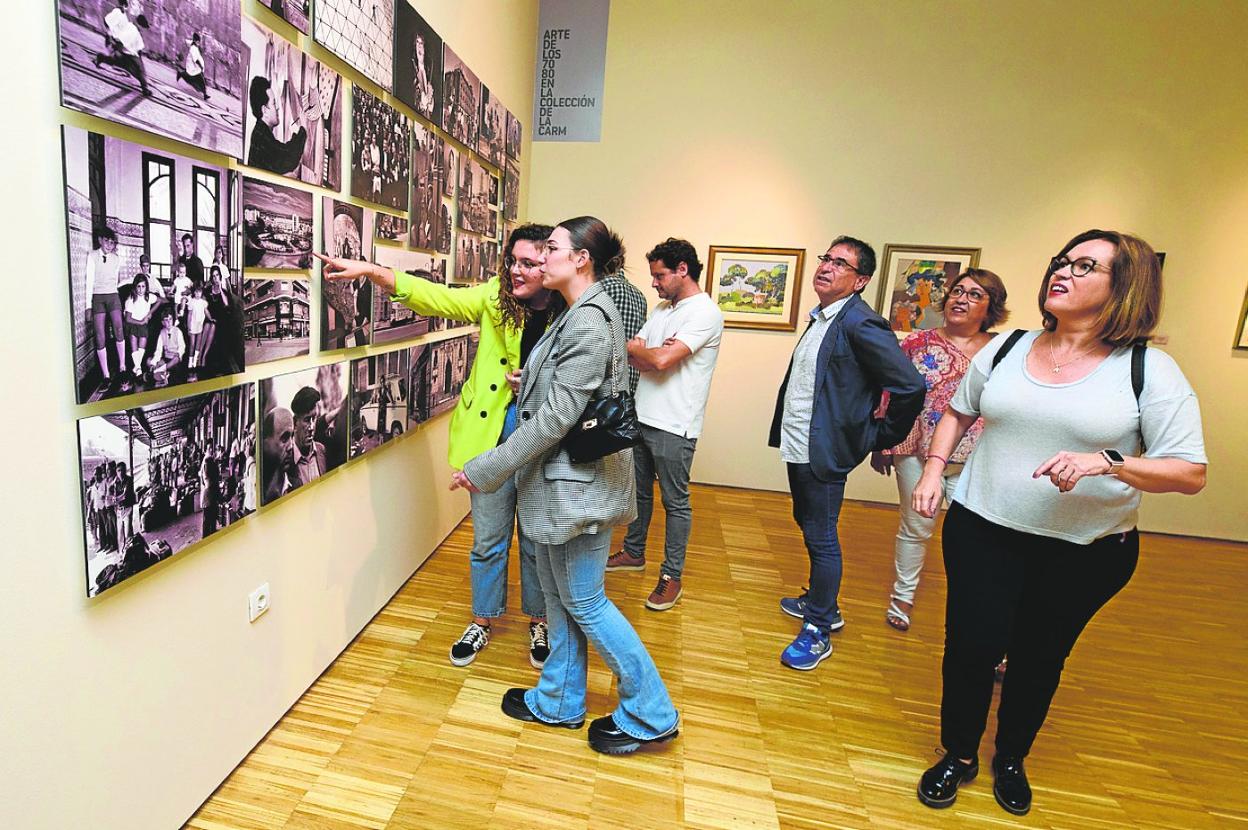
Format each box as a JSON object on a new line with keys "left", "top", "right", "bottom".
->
{"left": 587, "top": 715, "right": 679, "bottom": 755}
{"left": 992, "top": 755, "right": 1032, "bottom": 815}
{"left": 917, "top": 754, "right": 978, "bottom": 808}
{"left": 500, "top": 687, "right": 583, "bottom": 729}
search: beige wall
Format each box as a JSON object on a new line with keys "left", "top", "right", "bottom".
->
{"left": 527, "top": 0, "right": 1248, "bottom": 542}
{"left": 0, "top": 2, "right": 538, "bottom": 828}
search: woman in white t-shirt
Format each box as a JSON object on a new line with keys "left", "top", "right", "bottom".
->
{"left": 912, "top": 231, "right": 1207, "bottom": 816}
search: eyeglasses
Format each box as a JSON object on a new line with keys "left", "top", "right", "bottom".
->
{"left": 948, "top": 286, "right": 987, "bottom": 303}
{"left": 816, "top": 254, "right": 862, "bottom": 274}
{"left": 543, "top": 242, "right": 580, "bottom": 256}
{"left": 505, "top": 256, "right": 543, "bottom": 272}
{"left": 1048, "top": 255, "right": 1110, "bottom": 277}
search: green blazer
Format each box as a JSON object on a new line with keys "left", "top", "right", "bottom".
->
{"left": 391, "top": 272, "right": 520, "bottom": 470}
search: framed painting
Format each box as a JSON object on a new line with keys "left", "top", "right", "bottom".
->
{"left": 705, "top": 245, "right": 806, "bottom": 331}
{"left": 875, "top": 244, "right": 981, "bottom": 336}
{"left": 1235, "top": 283, "right": 1248, "bottom": 351}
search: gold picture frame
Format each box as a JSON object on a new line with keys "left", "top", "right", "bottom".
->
{"left": 1234, "top": 283, "right": 1248, "bottom": 351}
{"left": 705, "top": 245, "right": 806, "bottom": 331}
{"left": 875, "top": 243, "right": 982, "bottom": 336}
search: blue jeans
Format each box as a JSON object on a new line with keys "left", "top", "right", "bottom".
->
{"left": 623, "top": 425, "right": 696, "bottom": 578}
{"left": 787, "top": 462, "right": 847, "bottom": 631}
{"left": 468, "top": 404, "right": 544, "bottom": 619}
{"left": 524, "top": 531, "right": 679, "bottom": 738}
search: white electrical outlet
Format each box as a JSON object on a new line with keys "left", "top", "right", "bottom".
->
{"left": 248, "top": 583, "right": 271, "bottom": 623}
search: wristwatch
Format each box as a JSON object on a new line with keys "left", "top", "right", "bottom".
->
{"left": 1100, "top": 448, "right": 1125, "bottom": 474}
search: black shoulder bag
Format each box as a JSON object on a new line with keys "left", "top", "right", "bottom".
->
{"left": 561, "top": 305, "right": 642, "bottom": 462}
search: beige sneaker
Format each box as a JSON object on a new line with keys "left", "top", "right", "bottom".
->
{"left": 646, "top": 574, "right": 682, "bottom": 611}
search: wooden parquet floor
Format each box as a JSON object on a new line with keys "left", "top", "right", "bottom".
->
{"left": 186, "top": 485, "right": 1248, "bottom": 829}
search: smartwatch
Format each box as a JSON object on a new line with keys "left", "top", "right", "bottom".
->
{"left": 1100, "top": 449, "right": 1125, "bottom": 473}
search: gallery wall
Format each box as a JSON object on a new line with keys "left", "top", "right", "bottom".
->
{"left": 0, "top": 2, "right": 539, "bottom": 829}
{"left": 527, "top": 0, "right": 1248, "bottom": 542}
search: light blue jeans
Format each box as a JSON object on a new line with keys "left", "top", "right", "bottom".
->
{"left": 469, "top": 404, "right": 544, "bottom": 619}
{"left": 524, "top": 531, "right": 679, "bottom": 738}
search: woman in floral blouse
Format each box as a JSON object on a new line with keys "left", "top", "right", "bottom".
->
{"left": 871, "top": 268, "right": 1009, "bottom": 631}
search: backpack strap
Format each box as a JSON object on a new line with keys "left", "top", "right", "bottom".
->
{"left": 991, "top": 329, "right": 1028, "bottom": 371}
{"left": 1131, "top": 340, "right": 1147, "bottom": 402}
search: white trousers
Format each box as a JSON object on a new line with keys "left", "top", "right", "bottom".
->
{"left": 891, "top": 455, "right": 961, "bottom": 605}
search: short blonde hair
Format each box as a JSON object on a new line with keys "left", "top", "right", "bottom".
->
{"left": 1039, "top": 229, "right": 1162, "bottom": 347}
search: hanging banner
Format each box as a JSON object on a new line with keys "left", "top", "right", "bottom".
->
{"left": 533, "top": 0, "right": 610, "bottom": 142}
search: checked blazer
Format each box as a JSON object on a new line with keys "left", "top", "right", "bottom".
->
{"left": 463, "top": 281, "right": 637, "bottom": 545}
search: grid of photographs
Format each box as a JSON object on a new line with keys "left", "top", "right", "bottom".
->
{"left": 351, "top": 85, "right": 411, "bottom": 211}
{"left": 78, "top": 383, "right": 255, "bottom": 596}
{"left": 349, "top": 349, "right": 411, "bottom": 458}
{"left": 393, "top": 3, "right": 442, "bottom": 126}
{"left": 242, "top": 18, "right": 343, "bottom": 191}
{"left": 244, "top": 278, "right": 312, "bottom": 365}
{"left": 313, "top": 0, "right": 394, "bottom": 92}
{"left": 258, "top": 363, "right": 348, "bottom": 505}
{"left": 242, "top": 177, "right": 314, "bottom": 271}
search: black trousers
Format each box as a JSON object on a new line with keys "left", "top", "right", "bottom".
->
{"left": 939, "top": 502, "right": 1139, "bottom": 760}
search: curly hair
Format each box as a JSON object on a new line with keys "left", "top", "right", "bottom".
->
{"left": 646, "top": 238, "right": 703, "bottom": 282}
{"left": 496, "top": 223, "right": 561, "bottom": 332}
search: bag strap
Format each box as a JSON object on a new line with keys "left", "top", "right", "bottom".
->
{"left": 1131, "top": 340, "right": 1146, "bottom": 402}
{"left": 991, "top": 328, "right": 1028, "bottom": 371}
{"left": 582, "top": 301, "right": 625, "bottom": 396}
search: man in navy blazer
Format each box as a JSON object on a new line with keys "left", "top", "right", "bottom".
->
{"left": 767, "top": 236, "right": 924, "bottom": 671}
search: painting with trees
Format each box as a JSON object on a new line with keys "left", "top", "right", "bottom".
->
{"left": 705, "top": 245, "right": 806, "bottom": 331}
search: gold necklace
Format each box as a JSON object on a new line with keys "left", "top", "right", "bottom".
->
{"left": 1047, "top": 335, "right": 1099, "bottom": 374}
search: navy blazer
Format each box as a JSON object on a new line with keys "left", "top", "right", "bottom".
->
{"left": 768, "top": 292, "right": 925, "bottom": 480}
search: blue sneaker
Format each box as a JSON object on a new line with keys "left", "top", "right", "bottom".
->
{"left": 779, "top": 590, "right": 845, "bottom": 630}
{"left": 780, "top": 623, "right": 833, "bottom": 671}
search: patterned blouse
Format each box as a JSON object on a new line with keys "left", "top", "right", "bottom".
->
{"left": 884, "top": 328, "right": 987, "bottom": 462}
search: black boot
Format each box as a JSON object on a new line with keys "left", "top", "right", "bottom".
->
{"left": 917, "top": 754, "right": 978, "bottom": 809}
{"left": 992, "top": 755, "right": 1032, "bottom": 815}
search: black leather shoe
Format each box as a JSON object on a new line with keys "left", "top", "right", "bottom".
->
{"left": 917, "top": 754, "right": 978, "bottom": 808}
{"left": 992, "top": 755, "right": 1032, "bottom": 815}
{"left": 587, "top": 715, "right": 679, "bottom": 755}
{"left": 500, "top": 688, "right": 583, "bottom": 729}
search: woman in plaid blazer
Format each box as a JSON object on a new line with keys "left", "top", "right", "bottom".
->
{"left": 455, "top": 217, "right": 680, "bottom": 755}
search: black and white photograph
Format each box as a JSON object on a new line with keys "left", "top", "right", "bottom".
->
{"left": 58, "top": 0, "right": 244, "bottom": 158}
{"left": 371, "top": 248, "right": 445, "bottom": 344}
{"left": 258, "top": 363, "right": 348, "bottom": 506}
{"left": 427, "top": 334, "right": 471, "bottom": 419}
{"left": 258, "top": 0, "right": 310, "bottom": 36}
{"left": 313, "top": 0, "right": 394, "bottom": 91}
{"left": 243, "top": 176, "right": 314, "bottom": 270}
{"left": 349, "top": 349, "right": 410, "bottom": 458}
{"left": 393, "top": 2, "right": 442, "bottom": 126}
{"left": 503, "top": 157, "right": 520, "bottom": 222}
{"left": 478, "top": 85, "right": 506, "bottom": 168}
{"left": 442, "top": 141, "right": 457, "bottom": 198}
{"left": 411, "top": 123, "right": 450, "bottom": 252}
{"left": 320, "top": 198, "right": 374, "bottom": 350}
{"left": 374, "top": 212, "right": 409, "bottom": 242}
{"left": 442, "top": 43, "right": 481, "bottom": 149}
{"left": 63, "top": 126, "right": 245, "bottom": 404}
{"left": 455, "top": 234, "right": 482, "bottom": 283}
{"left": 242, "top": 17, "right": 343, "bottom": 191}
{"left": 244, "top": 278, "right": 311, "bottom": 365}
{"left": 77, "top": 383, "right": 255, "bottom": 597}
{"left": 406, "top": 343, "right": 430, "bottom": 428}
{"left": 457, "top": 154, "right": 497, "bottom": 236}
{"left": 505, "top": 107, "right": 522, "bottom": 160}
{"left": 351, "top": 84, "right": 412, "bottom": 211}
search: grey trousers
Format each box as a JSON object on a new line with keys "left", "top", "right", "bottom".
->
{"left": 622, "top": 424, "right": 696, "bottom": 578}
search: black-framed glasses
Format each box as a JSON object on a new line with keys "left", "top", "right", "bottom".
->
{"left": 948, "top": 286, "right": 987, "bottom": 303}
{"left": 1048, "top": 255, "right": 1109, "bottom": 277}
{"left": 816, "top": 254, "right": 862, "bottom": 274}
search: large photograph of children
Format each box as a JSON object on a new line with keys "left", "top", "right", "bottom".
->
{"left": 63, "top": 127, "right": 245, "bottom": 403}
{"left": 349, "top": 350, "right": 410, "bottom": 458}
{"left": 78, "top": 383, "right": 255, "bottom": 597}
{"left": 257, "top": 363, "right": 348, "bottom": 506}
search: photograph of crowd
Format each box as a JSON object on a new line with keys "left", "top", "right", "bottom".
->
{"left": 371, "top": 248, "right": 445, "bottom": 345}
{"left": 351, "top": 84, "right": 412, "bottom": 211}
{"left": 411, "top": 123, "right": 451, "bottom": 252}
{"left": 393, "top": 2, "right": 442, "bottom": 126}
{"left": 258, "top": 363, "right": 348, "bottom": 506}
{"left": 506, "top": 108, "right": 522, "bottom": 160}
{"left": 457, "top": 154, "right": 497, "bottom": 236}
{"left": 313, "top": 0, "right": 394, "bottom": 92}
{"left": 242, "top": 17, "right": 342, "bottom": 191}
{"left": 78, "top": 383, "right": 255, "bottom": 597}
{"left": 258, "top": 0, "right": 309, "bottom": 36}
{"left": 426, "top": 334, "right": 472, "bottom": 419}
{"left": 442, "top": 44, "right": 480, "bottom": 150}
{"left": 58, "top": 0, "right": 244, "bottom": 158}
{"left": 244, "top": 278, "right": 311, "bottom": 365}
{"left": 242, "top": 177, "right": 314, "bottom": 270}
{"left": 63, "top": 126, "right": 245, "bottom": 404}
{"left": 503, "top": 158, "right": 520, "bottom": 222}
{"left": 374, "top": 212, "right": 409, "bottom": 242}
{"left": 479, "top": 85, "right": 506, "bottom": 168}
{"left": 320, "top": 198, "right": 374, "bottom": 350}
{"left": 349, "top": 349, "right": 410, "bottom": 458}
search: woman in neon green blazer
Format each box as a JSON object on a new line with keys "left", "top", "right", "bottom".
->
{"left": 317, "top": 223, "right": 563, "bottom": 669}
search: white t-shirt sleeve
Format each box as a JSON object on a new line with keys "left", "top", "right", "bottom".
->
{"left": 671, "top": 301, "right": 723, "bottom": 354}
{"left": 636, "top": 315, "right": 653, "bottom": 342}
{"left": 1137, "top": 349, "right": 1207, "bottom": 463}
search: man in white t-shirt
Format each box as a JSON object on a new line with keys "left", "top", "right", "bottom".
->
{"left": 607, "top": 238, "right": 723, "bottom": 611}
